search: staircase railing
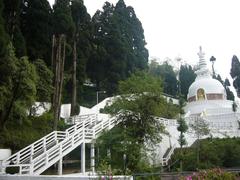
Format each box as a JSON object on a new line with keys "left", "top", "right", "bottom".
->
{"left": 3, "top": 131, "right": 66, "bottom": 166}
{"left": 3, "top": 113, "right": 116, "bottom": 175}
{"left": 161, "top": 144, "right": 176, "bottom": 166}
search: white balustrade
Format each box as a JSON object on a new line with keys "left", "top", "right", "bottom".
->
{"left": 3, "top": 113, "right": 117, "bottom": 175}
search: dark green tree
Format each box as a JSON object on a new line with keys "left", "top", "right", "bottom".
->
{"left": 210, "top": 56, "right": 216, "bottom": 78}
{"left": 34, "top": 59, "right": 53, "bottom": 102}
{"left": 177, "top": 97, "right": 188, "bottom": 171}
{"left": 20, "top": 0, "right": 53, "bottom": 65}
{"left": 100, "top": 72, "right": 177, "bottom": 172}
{"left": 69, "top": 0, "right": 92, "bottom": 115}
{"left": 51, "top": 0, "right": 75, "bottom": 130}
{"left": 87, "top": 3, "right": 113, "bottom": 91}
{"left": 0, "top": 45, "right": 37, "bottom": 130}
{"left": 149, "top": 61, "right": 178, "bottom": 97}
{"left": 0, "top": 0, "right": 12, "bottom": 130}
{"left": 214, "top": 74, "right": 235, "bottom": 101}
{"left": 224, "top": 78, "right": 235, "bottom": 101}
{"left": 230, "top": 55, "right": 240, "bottom": 97}
{"left": 89, "top": 0, "right": 148, "bottom": 94}
{"left": 3, "top": 0, "right": 26, "bottom": 57}
{"left": 179, "top": 64, "right": 196, "bottom": 99}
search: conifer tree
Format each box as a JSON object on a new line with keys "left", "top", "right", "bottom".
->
{"left": 3, "top": 0, "right": 26, "bottom": 57}
{"left": 89, "top": 0, "right": 148, "bottom": 94}
{"left": 230, "top": 55, "right": 240, "bottom": 97}
{"left": 210, "top": 56, "right": 216, "bottom": 78}
{"left": 20, "top": 0, "right": 53, "bottom": 65}
{"left": 52, "top": 0, "right": 75, "bottom": 130}
{"left": 70, "top": 0, "right": 91, "bottom": 115}
{"left": 179, "top": 64, "right": 196, "bottom": 99}
{"left": 177, "top": 97, "right": 188, "bottom": 172}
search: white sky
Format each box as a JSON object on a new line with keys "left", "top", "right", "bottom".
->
{"left": 48, "top": 0, "right": 240, "bottom": 84}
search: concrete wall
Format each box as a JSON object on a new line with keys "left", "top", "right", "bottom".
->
{"left": 0, "top": 175, "right": 132, "bottom": 180}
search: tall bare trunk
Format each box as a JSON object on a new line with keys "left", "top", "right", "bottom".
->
{"left": 52, "top": 34, "right": 65, "bottom": 130}
{"left": 71, "top": 40, "right": 77, "bottom": 116}
{"left": 57, "top": 35, "right": 66, "bottom": 121}
{"left": 51, "top": 35, "right": 56, "bottom": 71}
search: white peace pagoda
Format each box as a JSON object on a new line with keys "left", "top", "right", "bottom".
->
{"left": 184, "top": 46, "right": 233, "bottom": 116}
{"left": 155, "top": 47, "right": 240, "bottom": 166}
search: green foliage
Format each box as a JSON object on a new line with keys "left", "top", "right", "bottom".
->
{"left": 177, "top": 96, "right": 188, "bottom": 171}
{"left": 189, "top": 118, "right": 210, "bottom": 139}
{"left": 3, "top": 0, "right": 26, "bottom": 57}
{"left": 0, "top": 0, "right": 8, "bottom": 59}
{"left": 172, "top": 138, "right": 240, "bottom": 171}
{"left": 223, "top": 78, "right": 235, "bottom": 101}
{"left": 0, "top": 44, "right": 37, "bottom": 130}
{"left": 179, "top": 64, "right": 196, "bottom": 99}
{"left": 189, "top": 118, "right": 210, "bottom": 168}
{"left": 0, "top": 112, "right": 53, "bottom": 150}
{"left": 34, "top": 59, "right": 53, "bottom": 102}
{"left": 88, "top": 0, "right": 148, "bottom": 94}
{"left": 149, "top": 60, "right": 178, "bottom": 97}
{"left": 97, "top": 72, "right": 178, "bottom": 172}
{"left": 232, "top": 101, "right": 237, "bottom": 112}
{"left": 213, "top": 74, "right": 235, "bottom": 100}
{"left": 53, "top": 0, "right": 75, "bottom": 36}
{"left": 21, "top": 0, "right": 53, "bottom": 65}
{"left": 230, "top": 55, "right": 240, "bottom": 97}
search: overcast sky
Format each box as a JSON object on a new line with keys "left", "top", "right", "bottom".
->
{"left": 49, "top": 0, "right": 240, "bottom": 83}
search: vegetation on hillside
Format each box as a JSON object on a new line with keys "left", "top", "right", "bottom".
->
{"left": 96, "top": 72, "right": 178, "bottom": 173}
{"left": 171, "top": 138, "right": 240, "bottom": 171}
{"left": 0, "top": 0, "right": 239, "bottom": 176}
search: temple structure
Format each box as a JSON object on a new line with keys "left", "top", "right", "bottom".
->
{"left": 185, "top": 46, "right": 233, "bottom": 116}
{"left": 155, "top": 47, "right": 240, "bottom": 166}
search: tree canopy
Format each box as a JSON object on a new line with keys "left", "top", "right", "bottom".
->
{"left": 98, "top": 71, "right": 178, "bottom": 172}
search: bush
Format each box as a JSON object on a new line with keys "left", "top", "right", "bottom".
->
{"left": 181, "top": 168, "right": 237, "bottom": 180}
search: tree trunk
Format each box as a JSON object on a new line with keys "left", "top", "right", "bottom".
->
{"left": 57, "top": 35, "right": 66, "bottom": 121}
{"left": 71, "top": 40, "right": 77, "bottom": 116}
{"left": 52, "top": 34, "right": 65, "bottom": 130}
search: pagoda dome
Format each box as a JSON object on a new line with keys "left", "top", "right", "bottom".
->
{"left": 187, "top": 78, "right": 226, "bottom": 102}
{"left": 187, "top": 46, "right": 226, "bottom": 102}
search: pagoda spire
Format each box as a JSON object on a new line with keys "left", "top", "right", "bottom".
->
{"left": 196, "top": 46, "right": 211, "bottom": 79}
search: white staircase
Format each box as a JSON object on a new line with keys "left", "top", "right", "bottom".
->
{"left": 2, "top": 114, "right": 116, "bottom": 175}
{"left": 161, "top": 144, "right": 176, "bottom": 166}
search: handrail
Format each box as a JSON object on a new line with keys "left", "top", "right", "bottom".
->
{"left": 3, "top": 114, "right": 96, "bottom": 167}
{"left": 3, "top": 113, "right": 115, "bottom": 175}
{"left": 162, "top": 144, "right": 176, "bottom": 166}
{"left": 31, "top": 114, "right": 116, "bottom": 175}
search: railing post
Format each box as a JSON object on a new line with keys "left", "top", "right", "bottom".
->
{"left": 43, "top": 138, "right": 46, "bottom": 153}
{"left": 58, "top": 144, "right": 63, "bottom": 175}
{"left": 30, "top": 145, "right": 34, "bottom": 163}
{"left": 19, "top": 165, "right": 22, "bottom": 175}
{"left": 90, "top": 143, "right": 95, "bottom": 173}
{"left": 58, "top": 158, "right": 63, "bottom": 175}
{"left": 16, "top": 153, "right": 20, "bottom": 164}
{"left": 30, "top": 164, "right": 34, "bottom": 175}
{"left": 81, "top": 142, "right": 86, "bottom": 174}
{"left": 81, "top": 124, "right": 86, "bottom": 174}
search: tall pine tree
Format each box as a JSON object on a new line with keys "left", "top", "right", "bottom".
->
{"left": 52, "top": 0, "right": 75, "bottom": 130}
{"left": 69, "top": 0, "right": 91, "bottom": 115}
{"left": 89, "top": 0, "right": 148, "bottom": 94}
{"left": 3, "top": 0, "right": 26, "bottom": 57}
{"left": 20, "top": 0, "right": 53, "bottom": 65}
{"left": 179, "top": 64, "right": 196, "bottom": 99}
{"left": 230, "top": 55, "right": 240, "bottom": 97}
